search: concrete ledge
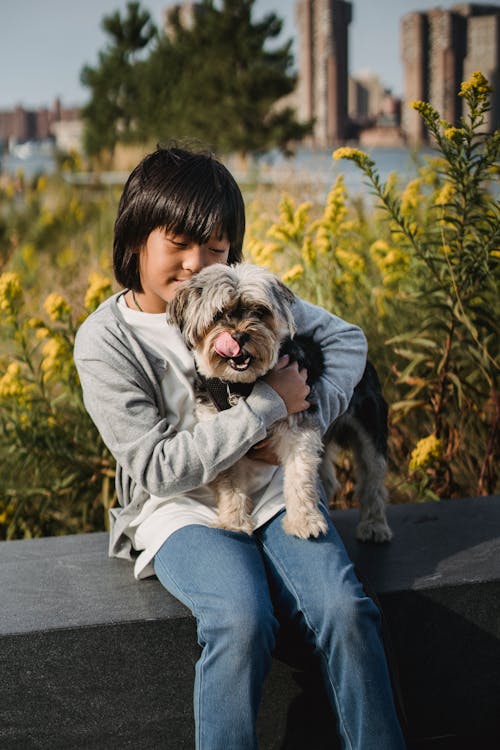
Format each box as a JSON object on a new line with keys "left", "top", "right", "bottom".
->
{"left": 1, "top": 496, "right": 499, "bottom": 749}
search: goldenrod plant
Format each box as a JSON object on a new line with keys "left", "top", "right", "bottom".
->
{"left": 334, "top": 72, "right": 499, "bottom": 498}
{"left": 0, "top": 269, "right": 115, "bottom": 539}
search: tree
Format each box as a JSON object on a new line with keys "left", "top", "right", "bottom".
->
{"left": 142, "top": 0, "right": 310, "bottom": 154}
{"left": 81, "top": 0, "right": 310, "bottom": 157}
{"left": 80, "top": 2, "right": 157, "bottom": 156}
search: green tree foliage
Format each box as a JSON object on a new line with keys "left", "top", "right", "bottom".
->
{"left": 81, "top": 0, "right": 310, "bottom": 157}
{"left": 80, "top": 2, "right": 157, "bottom": 155}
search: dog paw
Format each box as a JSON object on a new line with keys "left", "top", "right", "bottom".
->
{"left": 283, "top": 510, "right": 328, "bottom": 539}
{"left": 216, "top": 514, "right": 254, "bottom": 535}
{"left": 356, "top": 519, "right": 393, "bottom": 543}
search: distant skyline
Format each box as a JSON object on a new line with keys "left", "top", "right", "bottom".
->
{"left": 1, "top": 0, "right": 495, "bottom": 110}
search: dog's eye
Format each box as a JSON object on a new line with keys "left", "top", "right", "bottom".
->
{"left": 213, "top": 310, "right": 225, "bottom": 323}
{"left": 253, "top": 306, "right": 269, "bottom": 318}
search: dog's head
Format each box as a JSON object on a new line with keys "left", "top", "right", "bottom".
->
{"left": 168, "top": 263, "right": 296, "bottom": 382}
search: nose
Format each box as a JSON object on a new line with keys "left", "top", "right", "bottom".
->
{"left": 182, "top": 244, "right": 204, "bottom": 273}
{"left": 232, "top": 331, "right": 249, "bottom": 346}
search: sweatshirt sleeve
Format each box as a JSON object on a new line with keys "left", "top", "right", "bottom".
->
{"left": 292, "top": 296, "right": 368, "bottom": 435}
{"left": 74, "top": 321, "right": 287, "bottom": 499}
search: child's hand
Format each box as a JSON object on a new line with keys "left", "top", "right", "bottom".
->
{"left": 263, "top": 355, "right": 311, "bottom": 415}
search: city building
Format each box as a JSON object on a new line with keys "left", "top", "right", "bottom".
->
{"left": 348, "top": 73, "right": 387, "bottom": 125}
{"left": 349, "top": 74, "right": 403, "bottom": 146}
{"left": 401, "top": 3, "right": 500, "bottom": 144}
{"left": 295, "top": 0, "right": 352, "bottom": 147}
{"left": 0, "top": 99, "right": 81, "bottom": 151}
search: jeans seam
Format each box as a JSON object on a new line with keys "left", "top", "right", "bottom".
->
{"left": 154, "top": 552, "right": 207, "bottom": 750}
{"left": 260, "top": 538, "right": 354, "bottom": 750}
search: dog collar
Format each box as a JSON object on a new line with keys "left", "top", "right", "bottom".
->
{"left": 197, "top": 373, "right": 255, "bottom": 411}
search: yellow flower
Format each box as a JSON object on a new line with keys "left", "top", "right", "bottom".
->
{"left": 332, "top": 147, "right": 371, "bottom": 169}
{"left": 0, "top": 502, "right": 13, "bottom": 525}
{"left": 409, "top": 434, "right": 443, "bottom": 472}
{"left": 435, "top": 182, "right": 455, "bottom": 207}
{"left": 44, "top": 292, "right": 71, "bottom": 322}
{"left": 370, "top": 241, "right": 410, "bottom": 287}
{"left": 245, "top": 239, "right": 280, "bottom": 268}
{"left": 267, "top": 196, "right": 311, "bottom": 244}
{"left": 301, "top": 236, "right": 316, "bottom": 266}
{"left": 409, "top": 100, "right": 440, "bottom": 125}
{"left": 41, "top": 336, "right": 72, "bottom": 380}
{"left": 321, "top": 176, "right": 348, "bottom": 229}
{"left": 282, "top": 264, "right": 304, "bottom": 285}
{"left": 459, "top": 71, "right": 493, "bottom": 101}
{"left": 84, "top": 272, "right": 112, "bottom": 313}
{"left": 336, "top": 248, "right": 365, "bottom": 276}
{"left": 400, "top": 179, "right": 422, "bottom": 213}
{"left": 35, "top": 327, "right": 51, "bottom": 340}
{"left": 0, "top": 272, "right": 22, "bottom": 318}
{"left": 0, "top": 362, "right": 24, "bottom": 399}
{"left": 444, "top": 127, "right": 464, "bottom": 143}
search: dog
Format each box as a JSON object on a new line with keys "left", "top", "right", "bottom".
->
{"left": 168, "top": 262, "right": 392, "bottom": 542}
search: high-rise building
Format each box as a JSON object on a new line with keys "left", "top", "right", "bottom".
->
{"left": 296, "top": 0, "right": 352, "bottom": 147}
{"left": 401, "top": 4, "right": 500, "bottom": 144}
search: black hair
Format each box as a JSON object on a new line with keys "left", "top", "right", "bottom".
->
{"left": 113, "top": 146, "right": 246, "bottom": 291}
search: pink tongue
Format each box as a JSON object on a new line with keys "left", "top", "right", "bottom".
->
{"left": 214, "top": 332, "right": 241, "bottom": 358}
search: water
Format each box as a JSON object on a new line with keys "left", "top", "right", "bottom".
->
{"left": 0, "top": 140, "right": 434, "bottom": 197}
{"left": 230, "top": 145, "right": 436, "bottom": 201}
{"left": 1, "top": 142, "right": 56, "bottom": 179}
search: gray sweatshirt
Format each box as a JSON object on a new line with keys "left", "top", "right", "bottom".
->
{"left": 74, "top": 291, "right": 367, "bottom": 562}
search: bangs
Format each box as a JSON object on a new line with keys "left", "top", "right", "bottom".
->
{"left": 138, "top": 151, "right": 245, "bottom": 252}
{"left": 153, "top": 161, "right": 241, "bottom": 247}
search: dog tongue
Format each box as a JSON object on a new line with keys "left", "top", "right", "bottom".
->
{"left": 214, "top": 332, "right": 241, "bottom": 358}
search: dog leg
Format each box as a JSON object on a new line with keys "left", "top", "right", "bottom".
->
{"left": 319, "top": 439, "right": 341, "bottom": 502}
{"left": 274, "top": 424, "right": 328, "bottom": 539}
{"left": 351, "top": 433, "right": 392, "bottom": 543}
{"left": 211, "top": 469, "right": 255, "bottom": 535}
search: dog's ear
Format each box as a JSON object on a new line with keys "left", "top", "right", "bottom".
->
{"left": 271, "top": 277, "right": 297, "bottom": 336}
{"left": 168, "top": 282, "right": 199, "bottom": 334}
{"left": 275, "top": 278, "right": 295, "bottom": 306}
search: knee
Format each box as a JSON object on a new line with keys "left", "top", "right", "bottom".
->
{"left": 201, "top": 596, "right": 278, "bottom": 657}
{"left": 322, "top": 587, "right": 382, "bottom": 643}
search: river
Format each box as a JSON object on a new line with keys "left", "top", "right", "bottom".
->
{"left": 0, "top": 141, "right": 437, "bottom": 199}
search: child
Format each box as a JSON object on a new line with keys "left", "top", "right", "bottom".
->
{"left": 74, "top": 146, "right": 406, "bottom": 749}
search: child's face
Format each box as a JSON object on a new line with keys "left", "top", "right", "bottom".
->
{"left": 138, "top": 228, "right": 230, "bottom": 312}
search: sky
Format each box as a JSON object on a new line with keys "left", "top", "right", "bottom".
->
{"left": 1, "top": 0, "right": 497, "bottom": 110}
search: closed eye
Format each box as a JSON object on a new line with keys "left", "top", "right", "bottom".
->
{"left": 252, "top": 306, "right": 271, "bottom": 318}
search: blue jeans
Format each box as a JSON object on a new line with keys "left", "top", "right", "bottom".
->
{"left": 153, "top": 507, "right": 406, "bottom": 750}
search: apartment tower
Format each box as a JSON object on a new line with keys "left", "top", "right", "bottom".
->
{"left": 401, "top": 4, "right": 500, "bottom": 143}
{"left": 296, "top": 0, "right": 352, "bottom": 146}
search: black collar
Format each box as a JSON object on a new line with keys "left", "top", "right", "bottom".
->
{"left": 196, "top": 373, "right": 254, "bottom": 411}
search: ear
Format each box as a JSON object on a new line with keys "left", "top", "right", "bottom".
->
{"left": 276, "top": 278, "right": 295, "bottom": 306}
{"left": 168, "top": 282, "right": 199, "bottom": 334}
{"left": 272, "top": 276, "right": 297, "bottom": 336}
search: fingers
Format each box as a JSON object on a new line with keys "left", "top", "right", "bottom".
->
{"left": 263, "top": 357, "right": 311, "bottom": 415}
{"left": 274, "top": 354, "right": 290, "bottom": 371}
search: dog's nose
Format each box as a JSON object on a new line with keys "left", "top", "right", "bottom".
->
{"left": 232, "top": 332, "right": 249, "bottom": 347}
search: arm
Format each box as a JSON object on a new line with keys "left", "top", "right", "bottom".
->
{"left": 292, "top": 297, "right": 368, "bottom": 434}
{"left": 74, "top": 326, "right": 287, "bottom": 499}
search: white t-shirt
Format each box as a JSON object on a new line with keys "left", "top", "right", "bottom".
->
{"left": 118, "top": 297, "right": 286, "bottom": 579}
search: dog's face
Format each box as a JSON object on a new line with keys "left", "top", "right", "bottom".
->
{"left": 168, "top": 263, "right": 296, "bottom": 382}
